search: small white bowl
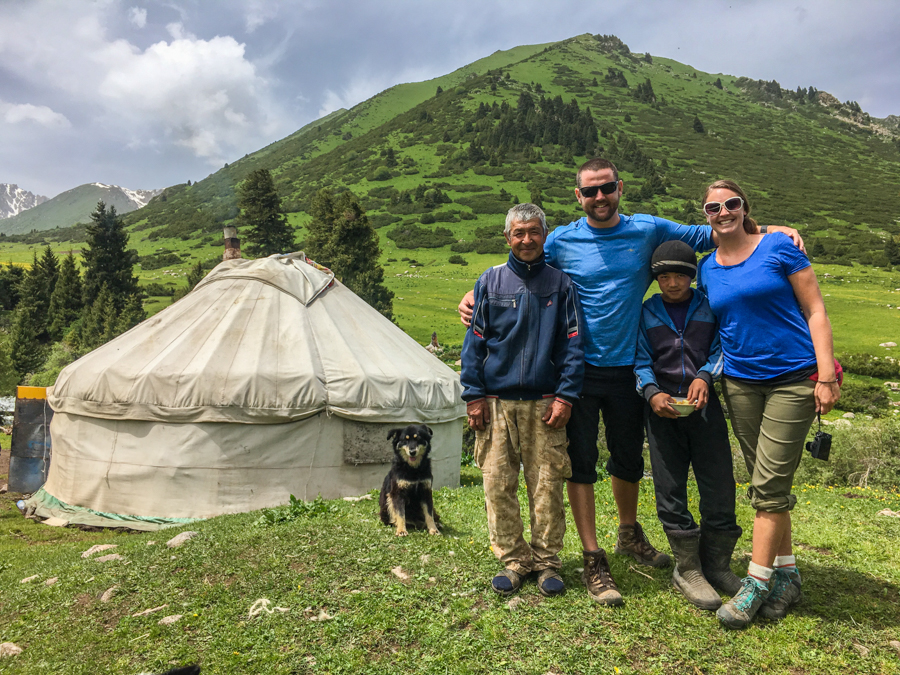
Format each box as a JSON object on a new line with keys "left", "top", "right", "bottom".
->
{"left": 670, "top": 400, "right": 695, "bottom": 417}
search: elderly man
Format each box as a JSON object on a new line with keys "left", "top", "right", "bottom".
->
{"left": 460, "top": 158, "right": 803, "bottom": 606}
{"left": 461, "top": 203, "right": 584, "bottom": 598}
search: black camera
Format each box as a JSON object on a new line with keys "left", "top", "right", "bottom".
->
{"left": 806, "top": 430, "right": 832, "bottom": 461}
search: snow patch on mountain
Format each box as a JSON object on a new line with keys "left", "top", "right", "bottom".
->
{"left": 0, "top": 184, "right": 49, "bottom": 219}
{"left": 89, "top": 183, "right": 162, "bottom": 208}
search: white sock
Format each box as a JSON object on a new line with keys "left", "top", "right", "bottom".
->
{"left": 773, "top": 554, "right": 796, "bottom": 569}
{"left": 748, "top": 561, "right": 774, "bottom": 586}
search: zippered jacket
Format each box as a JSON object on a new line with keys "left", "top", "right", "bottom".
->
{"left": 634, "top": 290, "right": 723, "bottom": 401}
{"left": 461, "top": 251, "right": 584, "bottom": 403}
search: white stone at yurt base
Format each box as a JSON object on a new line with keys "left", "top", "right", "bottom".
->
{"left": 26, "top": 253, "right": 465, "bottom": 530}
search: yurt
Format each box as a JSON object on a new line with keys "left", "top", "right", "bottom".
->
{"left": 25, "top": 253, "right": 466, "bottom": 530}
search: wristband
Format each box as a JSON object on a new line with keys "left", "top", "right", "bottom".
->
{"left": 816, "top": 379, "right": 838, "bottom": 384}
{"left": 554, "top": 397, "right": 573, "bottom": 408}
{"left": 759, "top": 226, "right": 768, "bottom": 234}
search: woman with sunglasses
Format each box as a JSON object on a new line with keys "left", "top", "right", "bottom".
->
{"left": 696, "top": 179, "right": 840, "bottom": 629}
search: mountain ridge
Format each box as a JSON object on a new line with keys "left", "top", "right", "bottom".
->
{"left": 0, "top": 183, "right": 162, "bottom": 235}
{"left": 0, "top": 184, "right": 49, "bottom": 220}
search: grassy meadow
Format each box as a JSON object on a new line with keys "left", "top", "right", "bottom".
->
{"left": 0, "top": 467, "right": 899, "bottom": 674}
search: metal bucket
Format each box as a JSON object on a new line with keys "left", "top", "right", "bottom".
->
{"left": 8, "top": 386, "right": 53, "bottom": 494}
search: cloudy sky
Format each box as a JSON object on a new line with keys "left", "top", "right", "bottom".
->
{"left": 2, "top": 0, "right": 898, "bottom": 198}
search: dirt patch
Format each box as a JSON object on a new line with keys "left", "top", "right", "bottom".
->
{"left": 843, "top": 492, "right": 868, "bottom": 499}
{"left": 795, "top": 542, "right": 833, "bottom": 555}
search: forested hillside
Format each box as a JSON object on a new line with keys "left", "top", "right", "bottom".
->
{"left": 1, "top": 32, "right": 899, "bottom": 342}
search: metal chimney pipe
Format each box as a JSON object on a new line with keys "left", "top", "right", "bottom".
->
{"left": 223, "top": 226, "right": 241, "bottom": 260}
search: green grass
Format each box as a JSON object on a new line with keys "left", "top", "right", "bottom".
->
{"left": 1, "top": 460, "right": 899, "bottom": 674}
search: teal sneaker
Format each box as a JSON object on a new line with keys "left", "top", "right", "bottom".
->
{"left": 716, "top": 576, "right": 769, "bottom": 630}
{"left": 757, "top": 569, "right": 802, "bottom": 620}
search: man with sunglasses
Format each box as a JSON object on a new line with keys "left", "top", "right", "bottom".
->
{"left": 459, "top": 157, "right": 803, "bottom": 606}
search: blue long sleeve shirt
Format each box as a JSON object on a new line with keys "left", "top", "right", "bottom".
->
{"left": 461, "top": 251, "right": 584, "bottom": 403}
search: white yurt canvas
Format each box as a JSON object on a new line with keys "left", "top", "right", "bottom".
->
{"left": 26, "top": 253, "right": 466, "bottom": 530}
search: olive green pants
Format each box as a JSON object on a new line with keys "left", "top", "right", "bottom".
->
{"left": 474, "top": 399, "right": 572, "bottom": 575}
{"left": 721, "top": 378, "right": 817, "bottom": 513}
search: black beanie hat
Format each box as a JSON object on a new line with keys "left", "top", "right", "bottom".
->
{"left": 650, "top": 240, "right": 697, "bottom": 279}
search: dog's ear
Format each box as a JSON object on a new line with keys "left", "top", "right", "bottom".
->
{"left": 422, "top": 425, "right": 434, "bottom": 440}
{"left": 387, "top": 428, "right": 402, "bottom": 442}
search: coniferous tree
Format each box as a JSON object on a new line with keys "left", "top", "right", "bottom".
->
{"left": 885, "top": 237, "right": 900, "bottom": 266}
{"left": 0, "top": 262, "right": 25, "bottom": 311}
{"left": 0, "top": 339, "right": 19, "bottom": 394}
{"left": 693, "top": 117, "right": 706, "bottom": 133}
{"left": 16, "top": 252, "right": 54, "bottom": 341}
{"left": 115, "top": 293, "right": 147, "bottom": 335}
{"left": 48, "top": 254, "right": 83, "bottom": 340}
{"left": 306, "top": 188, "right": 394, "bottom": 319}
{"left": 76, "top": 285, "right": 119, "bottom": 352}
{"left": 81, "top": 201, "right": 139, "bottom": 310}
{"left": 8, "top": 306, "right": 45, "bottom": 377}
{"left": 235, "top": 169, "right": 295, "bottom": 258}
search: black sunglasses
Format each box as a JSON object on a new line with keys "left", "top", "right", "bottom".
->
{"left": 578, "top": 181, "right": 618, "bottom": 198}
{"left": 703, "top": 196, "right": 744, "bottom": 216}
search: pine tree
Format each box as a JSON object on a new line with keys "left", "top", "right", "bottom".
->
{"left": 76, "top": 285, "right": 119, "bottom": 352}
{"left": 115, "top": 292, "right": 146, "bottom": 335}
{"left": 235, "top": 169, "right": 295, "bottom": 258}
{"left": 9, "top": 306, "right": 45, "bottom": 377}
{"left": 0, "top": 338, "right": 19, "bottom": 394}
{"left": 48, "top": 254, "right": 83, "bottom": 340}
{"left": 81, "top": 201, "right": 139, "bottom": 310}
{"left": 16, "top": 252, "right": 54, "bottom": 341}
{"left": 529, "top": 186, "right": 543, "bottom": 209}
{"left": 305, "top": 188, "right": 394, "bottom": 319}
{"left": 885, "top": 237, "right": 900, "bottom": 266}
{"left": 0, "top": 262, "right": 25, "bottom": 311}
{"left": 693, "top": 117, "right": 706, "bottom": 133}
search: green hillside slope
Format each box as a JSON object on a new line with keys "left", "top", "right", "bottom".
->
{"left": 1, "top": 33, "right": 898, "bottom": 348}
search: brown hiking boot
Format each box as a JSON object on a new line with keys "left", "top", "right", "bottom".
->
{"left": 615, "top": 522, "right": 672, "bottom": 568}
{"left": 582, "top": 549, "right": 624, "bottom": 606}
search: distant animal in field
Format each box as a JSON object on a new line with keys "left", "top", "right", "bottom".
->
{"left": 379, "top": 424, "right": 441, "bottom": 537}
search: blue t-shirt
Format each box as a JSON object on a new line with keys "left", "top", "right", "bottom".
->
{"left": 545, "top": 214, "right": 714, "bottom": 367}
{"left": 697, "top": 232, "right": 816, "bottom": 380}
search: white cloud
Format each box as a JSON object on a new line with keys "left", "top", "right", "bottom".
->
{"left": 166, "top": 21, "right": 195, "bottom": 40}
{"left": 245, "top": 0, "right": 278, "bottom": 33}
{"left": 0, "top": 1, "right": 292, "bottom": 170}
{"left": 128, "top": 6, "right": 147, "bottom": 29}
{"left": 0, "top": 100, "right": 70, "bottom": 128}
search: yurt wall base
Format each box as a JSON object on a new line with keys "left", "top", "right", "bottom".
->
{"left": 30, "top": 412, "right": 462, "bottom": 528}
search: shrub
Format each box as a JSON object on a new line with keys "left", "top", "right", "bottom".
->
{"left": 837, "top": 353, "right": 900, "bottom": 379}
{"left": 387, "top": 224, "right": 455, "bottom": 249}
{"left": 791, "top": 417, "right": 900, "bottom": 488}
{"left": 420, "top": 213, "right": 436, "bottom": 224}
{"left": 139, "top": 252, "right": 183, "bottom": 270}
{"left": 368, "top": 166, "right": 392, "bottom": 181}
{"left": 142, "top": 283, "right": 175, "bottom": 297}
{"left": 474, "top": 238, "right": 508, "bottom": 255}
{"left": 834, "top": 380, "right": 891, "bottom": 417}
{"left": 448, "top": 255, "right": 468, "bottom": 266}
{"left": 450, "top": 241, "right": 476, "bottom": 253}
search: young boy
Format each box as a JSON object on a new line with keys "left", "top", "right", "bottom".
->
{"left": 633, "top": 241, "right": 743, "bottom": 611}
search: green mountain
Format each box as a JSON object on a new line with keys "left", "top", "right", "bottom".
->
{"left": 125, "top": 33, "right": 899, "bottom": 262}
{"left": 2, "top": 33, "right": 899, "bottom": 344}
{"left": 0, "top": 183, "right": 161, "bottom": 235}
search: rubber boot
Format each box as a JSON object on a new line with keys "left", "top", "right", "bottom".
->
{"left": 666, "top": 529, "right": 722, "bottom": 610}
{"left": 699, "top": 524, "right": 743, "bottom": 596}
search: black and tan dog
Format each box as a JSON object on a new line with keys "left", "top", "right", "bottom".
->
{"left": 379, "top": 424, "right": 441, "bottom": 537}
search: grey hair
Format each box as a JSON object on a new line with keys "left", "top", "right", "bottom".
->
{"left": 504, "top": 203, "right": 548, "bottom": 238}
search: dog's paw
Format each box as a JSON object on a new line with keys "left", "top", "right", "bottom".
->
{"left": 428, "top": 527, "right": 441, "bottom": 536}
{"left": 395, "top": 529, "right": 409, "bottom": 537}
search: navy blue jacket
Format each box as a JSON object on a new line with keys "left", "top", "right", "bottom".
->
{"left": 634, "top": 290, "right": 723, "bottom": 401}
{"left": 461, "top": 251, "right": 584, "bottom": 403}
